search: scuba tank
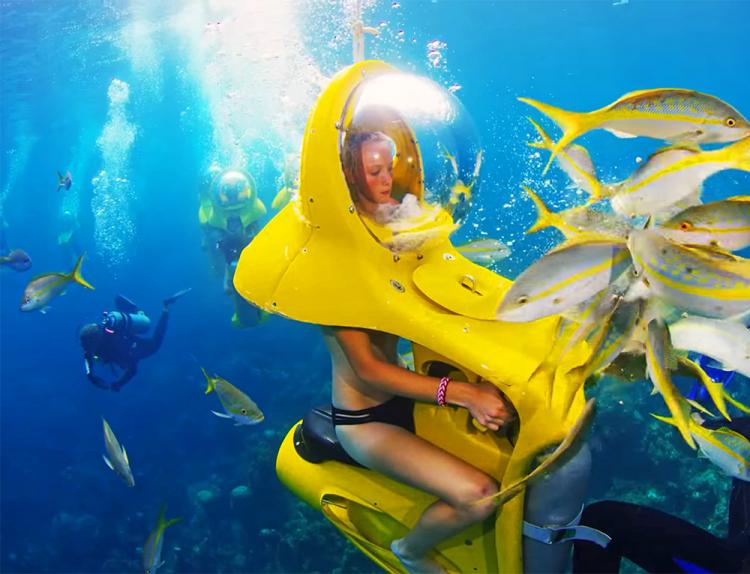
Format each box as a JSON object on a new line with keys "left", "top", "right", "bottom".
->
{"left": 101, "top": 295, "right": 150, "bottom": 336}
{"left": 101, "top": 310, "right": 151, "bottom": 336}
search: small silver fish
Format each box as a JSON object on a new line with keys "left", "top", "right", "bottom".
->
{"left": 143, "top": 505, "right": 180, "bottom": 574}
{"left": 201, "top": 368, "right": 264, "bottom": 426}
{"left": 456, "top": 238, "right": 511, "bottom": 265}
{"left": 20, "top": 254, "right": 94, "bottom": 312}
{"left": 102, "top": 418, "right": 134, "bottom": 487}
{"left": 0, "top": 248, "right": 31, "bottom": 271}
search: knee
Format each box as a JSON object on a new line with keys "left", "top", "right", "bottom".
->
{"left": 453, "top": 475, "right": 499, "bottom": 521}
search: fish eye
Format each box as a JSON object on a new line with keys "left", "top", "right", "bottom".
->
{"left": 241, "top": 408, "right": 247, "bottom": 415}
{"left": 516, "top": 295, "right": 528, "bottom": 305}
{"left": 679, "top": 221, "right": 693, "bottom": 231}
{"left": 726, "top": 117, "right": 737, "bottom": 127}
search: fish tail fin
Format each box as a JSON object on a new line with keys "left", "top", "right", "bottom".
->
{"left": 677, "top": 356, "right": 731, "bottom": 420}
{"left": 650, "top": 412, "right": 677, "bottom": 427}
{"left": 526, "top": 117, "right": 554, "bottom": 151}
{"left": 271, "top": 188, "right": 287, "bottom": 210}
{"left": 157, "top": 504, "right": 181, "bottom": 530}
{"left": 201, "top": 367, "right": 214, "bottom": 395}
{"left": 69, "top": 254, "right": 94, "bottom": 290}
{"left": 523, "top": 186, "right": 557, "bottom": 234}
{"left": 656, "top": 395, "right": 696, "bottom": 449}
{"left": 724, "top": 388, "right": 750, "bottom": 414}
{"left": 163, "top": 517, "right": 181, "bottom": 530}
{"left": 518, "top": 97, "right": 587, "bottom": 175}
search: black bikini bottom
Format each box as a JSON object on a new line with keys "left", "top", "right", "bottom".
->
{"left": 331, "top": 395, "right": 415, "bottom": 433}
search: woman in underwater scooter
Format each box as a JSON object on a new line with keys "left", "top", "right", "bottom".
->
{"left": 322, "top": 131, "right": 516, "bottom": 573}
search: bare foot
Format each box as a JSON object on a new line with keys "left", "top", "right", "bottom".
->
{"left": 390, "top": 539, "right": 445, "bottom": 574}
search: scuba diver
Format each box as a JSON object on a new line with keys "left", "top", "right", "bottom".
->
{"left": 198, "top": 167, "right": 267, "bottom": 327}
{"left": 57, "top": 209, "right": 83, "bottom": 267}
{"left": 79, "top": 289, "right": 190, "bottom": 391}
{"left": 56, "top": 170, "right": 72, "bottom": 192}
{"left": 573, "top": 415, "right": 750, "bottom": 573}
{"left": 325, "top": 131, "right": 516, "bottom": 574}
{"left": 575, "top": 360, "right": 749, "bottom": 573}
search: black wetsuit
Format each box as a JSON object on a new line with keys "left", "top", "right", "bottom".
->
{"left": 574, "top": 418, "right": 750, "bottom": 573}
{"left": 85, "top": 309, "right": 168, "bottom": 391}
{"left": 206, "top": 216, "right": 256, "bottom": 267}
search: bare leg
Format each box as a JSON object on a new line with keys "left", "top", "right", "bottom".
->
{"left": 336, "top": 422, "right": 498, "bottom": 561}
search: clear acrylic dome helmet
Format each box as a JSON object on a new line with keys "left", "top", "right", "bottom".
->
{"left": 210, "top": 169, "right": 257, "bottom": 208}
{"left": 338, "top": 72, "right": 483, "bottom": 251}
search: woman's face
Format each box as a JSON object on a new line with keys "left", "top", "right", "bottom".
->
{"left": 359, "top": 140, "right": 394, "bottom": 203}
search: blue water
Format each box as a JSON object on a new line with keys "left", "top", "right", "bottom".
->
{"left": 1, "top": 1, "right": 748, "bottom": 572}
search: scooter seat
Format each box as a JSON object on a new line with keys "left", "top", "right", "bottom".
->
{"left": 294, "top": 405, "right": 363, "bottom": 467}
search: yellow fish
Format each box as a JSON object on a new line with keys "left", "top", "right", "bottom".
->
{"left": 201, "top": 368, "right": 264, "bottom": 426}
{"left": 610, "top": 137, "right": 750, "bottom": 217}
{"left": 143, "top": 505, "right": 181, "bottom": 574}
{"left": 20, "top": 254, "right": 94, "bottom": 312}
{"left": 658, "top": 196, "right": 750, "bottom": 252}
{"left": 102, "top": 418, "right": 134, "bottom": 488}
{"left": 456, "top": 238, "right": 511, "bottom": 265}
{"left": 524, "top": 186, "right": 631, "bottom": 239}
{"left": 496, "top": 234, "right": 631, "bottom": 322}
{"left": 529, "top": 121, "right": 709, "bottom": 219}
{"left": 520, "top": 89, "right": 750, "bottom": 174}
{"left": 440, "top": 144, "right": 483, "bottom": 212}
{"left": 653, "top": 411, "right": 750, "bottom": 481}
{"left": 645, "top": 319, "right": 695, "bottom": 448}
{"left": 571, "top": 298, "right": 642, "bottom": 382}
{"left": 628, "top": 229, "right": 750, "bottom": 319}
{"left": 271, "top": 186, "right": 295, "bottom": 210}
{"left": 527, "top": 118, "right": 605, "bottom": 200}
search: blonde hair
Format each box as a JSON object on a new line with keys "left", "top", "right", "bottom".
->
{"left": 342, "top": 131, "right": 396, "bottom": 201}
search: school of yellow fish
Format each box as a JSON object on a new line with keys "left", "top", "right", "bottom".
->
{"left": 498, "top": 88, "right": 750, "bottom": 480}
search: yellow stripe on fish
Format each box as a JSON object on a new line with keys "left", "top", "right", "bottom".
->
{"left": 575, "top": 298, "right": 642, "bottom": 381}
{"left": 629, "top": 229, "right": 750, "bottom": 319}
{"left": 653, "top": 409, "right": 750, "bottom": 481}
{"left": 497, "top": 236, "right": 631, "bottom": 322}
{"left": 611, "top": 137, "right": 750, "bottom": 217}
{"left": 524, "top": 186, "right": 632, "bottom": 239}
{"left": 519, "top": 89, "right": 750, "bottom": 175}
{"left": 646, "top": 319, "right": 695, "bottom": 448}
{"left": 527, "top": 118, "right": 605, "bottom": 201}
{"left": 658, "top": 196, "right": 750, "bottom": 251}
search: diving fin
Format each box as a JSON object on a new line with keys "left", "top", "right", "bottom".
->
{"left": 115, "top": 295, "right": 140, "bottom": 314}
{"left": 163, "top": 288, "right": 192, "bottom": 307}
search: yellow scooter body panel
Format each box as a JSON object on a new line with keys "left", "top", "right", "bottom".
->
{"left": 235, "top": 61, "right": 591, "bottom": 573}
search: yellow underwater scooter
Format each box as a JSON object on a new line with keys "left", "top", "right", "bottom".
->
{"left": 234, "top": 61, "right": 606, "bottom": 573}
